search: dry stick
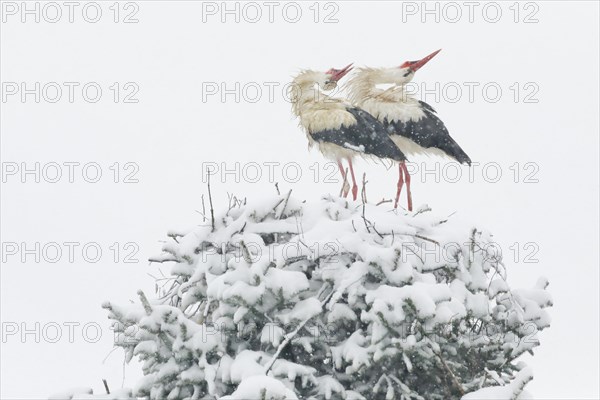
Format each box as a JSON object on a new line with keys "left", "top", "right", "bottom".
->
{"left": 325, "top": 274, "right": 365, "bottom": 310}
{"left": 277, "top": 189, "right": 293, "bottom": 219}
{"left": 434, "top": 211, "right": 456, "bottom": 226}
{"left": 413, "top": 234, "right": 440, "bottom": 245}
{"left": 376, "top": 230, "right": 438, "bottom": 244}
{"left": 353, "top": 184, "right": 383, "bottom": 239}
{"left": 201, "top": 195, "right": 206, "bottom": 222}
{"left": 370, "top": 223, "right": 384, "bottom": 239}
{"left": 265, "top": 286, "right": 335, "bottom": 375}
{"left": 376, "top": 198, "right": 393, "bottom": 206}
{"left": 226, "top": 192, "right": 241, "bottom": 217}
{"left": 167, "top": 232, "right": 182, "bottom": 243}
{"left": 207, "top": 172, "right": 215, "bottom": 232}
{"left": 436, "top": 351, "right": 465, "bottom": 396}
{"left": 412, "top": 205, "right": 432, "bottom": 217}
{"left": 264, "top": 318, "right": 310, "bottom": 375}
{"left": 402, "top": 243, "right": 424, "bottom": 264}
{"left": 236, "top": 221, "right": 247, "bottom": 235}
{"left": 102, "top": 379, "right": 110, "bottom": 394}
{"left": 361, "top": 173, "right": 368, "bottom": 204}
{"left": 435, "top": 211, "right": 456, "bottom": 226}
{"left": 361, "top": 211, "right": 371, "bottom": 233}
{"left": 259, "top": 198, "right": 285, "bottom": 222}
{"left": 148, "top": 256, "right": 179, "bottom": 264}
{"left": 298, "top": 216, "right": 306, "bottom": 241}
{"left": 360, "top": 174, "right": 371, "bottom": 233}
{"left": 275, "top": 182, "right": 280, "bottom": 195}
{"left": 195, "top": 209, "right": 208, "bottom": 223}
{"left": 100, "top": 347, "right": 119, "bottom": 365}
{"left": 226, "top": 192, "right": 233, "bottom": 215}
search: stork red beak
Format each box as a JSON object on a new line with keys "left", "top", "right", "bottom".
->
{"left": 329, "top": 63, "right": 354, "bottom": 82}
{"left": 410, "top": 49, "right": 441, "bottom": 72}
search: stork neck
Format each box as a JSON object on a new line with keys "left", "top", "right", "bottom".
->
{"left": 291, "top": 83, "right": 339, "bottom": 116}
{"left": 353, "top": 82, "right": 413, "bottom": 104}
{"left": 382, "top": 85, "right": 414, "bottom": 102}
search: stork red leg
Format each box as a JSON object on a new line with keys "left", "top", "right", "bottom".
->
{"left": 337, "top": 160, "right": 350, "bottom": 198}
{"left": 401, "top": 162, "right": 413, "bottom": 211}
{"left": 394, "top": 162, "right": 405, "bottom": 209}
{"left": 347, "top": 158, "right": 358, "bottom": 201}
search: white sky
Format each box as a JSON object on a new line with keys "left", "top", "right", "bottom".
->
{"left": 1, "top": 1, "right": 599, "bottom": 398}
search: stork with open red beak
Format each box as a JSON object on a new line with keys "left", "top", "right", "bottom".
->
{"left": 291, "top": 65, "right": 406, "bottom": 200}
{"left": 347, "top": 50, "right": 471, "bottom": 211}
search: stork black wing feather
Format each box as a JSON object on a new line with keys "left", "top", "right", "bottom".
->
{"left": 418, "top": 100, "right": 437, "bottom": 114}
{"left": 312, "top": 107, "right": 406, "bottom": 162}
{"left": 385, "top": 101, "right": 471, "bottom": 165}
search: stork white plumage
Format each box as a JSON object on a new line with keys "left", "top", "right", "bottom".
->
{"left": 291, "top": 65, "right": 406, "bottom": 201}
{"left": 347, "top": 50, "right": 471, "bottom": 211}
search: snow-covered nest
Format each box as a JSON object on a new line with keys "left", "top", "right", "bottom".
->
{"left": 57, "top": 193, "right": 552, "bottom": 400}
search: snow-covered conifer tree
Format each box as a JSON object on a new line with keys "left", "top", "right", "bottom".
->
{"left": 59, "top": 191, "right": 552, "bottom": 400}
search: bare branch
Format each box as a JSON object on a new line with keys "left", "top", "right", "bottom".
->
{"left": 401, "top": 243, "right": 424, "bottom": 264}
{"left": 412, "top": 205, "right": 432, "bottom": 217}
{"left": 277, "top": 189, "right": 293, "bottom": 219}
{"left": 207, "top": 172, "right": 215, "bottom": 232}
{"left": 167, "top": 232, "right": 182, "bottom": 243}
{"left": 102, "top": 379, "right": 110, "bottom": 395}
{"left": 360, "top": 172, "right": 368, "bottom": 204}
{"left": 436, "top": 351, "right": 465, "bottom": 396}
{"left": 265, "top": 283, "right": 334, "bottom": 375}
{"left": 148, "top": 255, "right": 180, "bottom": 264}
{"left": 260, "top": 198, "right": 285, "bottom": 222}
{"left": 414, "top": 234, "right": 440, "bottom": 245}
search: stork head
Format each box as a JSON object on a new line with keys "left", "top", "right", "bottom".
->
{"left": 321, "top": 63, "right": 354, "bottom": 90}
{"left": 394, "top": 49, "right": 441, "bottom": 84}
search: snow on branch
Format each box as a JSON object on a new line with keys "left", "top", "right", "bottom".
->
{"left": 70, "top": 192, "right": 551, "bottom": 399}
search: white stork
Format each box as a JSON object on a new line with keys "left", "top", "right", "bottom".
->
{"left": 347, "top": 50, "right": 471, "bottom": 211}
{"left": 291, "top": 65, "right": 406, "bottom": 201}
